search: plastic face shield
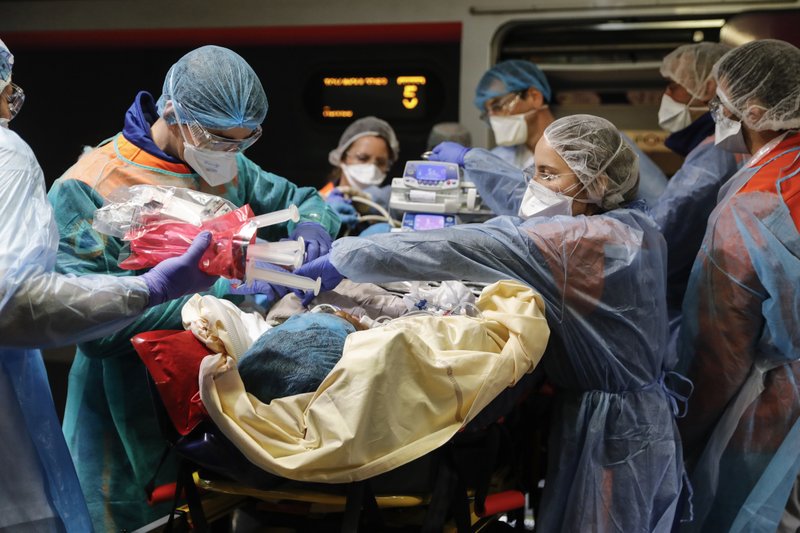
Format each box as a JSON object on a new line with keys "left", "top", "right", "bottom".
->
{"left": 173, "top": 100, "right": 262, "bottom": 153}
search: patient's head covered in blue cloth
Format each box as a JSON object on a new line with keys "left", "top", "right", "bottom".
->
{"left": 238, "top": 313, "right": 356, "bottom": 403}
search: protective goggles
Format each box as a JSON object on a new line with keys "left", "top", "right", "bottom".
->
{"left": 5, "top": 83, "right": 24, "bottom": 120}
{"left": 173, "top": 100, "right": 262, "bottom": 153}
{"left": 522, "top": 165, "right": 581, "bottom": 194}
{"left": 708, "top": 89, "right": 742, "bottom": 124}
{"left": 480, "top": 92, "right": 523, "bottom": 122}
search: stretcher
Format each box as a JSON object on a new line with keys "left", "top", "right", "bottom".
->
{"left": 132, "top": 280, "right": 550, "bottom": 532}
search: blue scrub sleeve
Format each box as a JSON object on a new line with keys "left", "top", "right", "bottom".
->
{"left": 462, "top": 149, "right": 528, "bottom": 216}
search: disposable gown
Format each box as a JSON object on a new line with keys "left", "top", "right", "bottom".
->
{"left": 474, "top": 132, "right": 667, "bottom": 215}
{"left": 0, "top": 126, "right": 152, "bottom": 532}
{"left": 651, "top": 135, "right": 742, "bottom": 316}
{"left": 331, "top": 207, "right": 685, "bottom": 532}
{"left": 676, "top": 132, "right": 800, "bottom": 532}
{"left": 47, "top": 92, "right": 340, "bottom": 532}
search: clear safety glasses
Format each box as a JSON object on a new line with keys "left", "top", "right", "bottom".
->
{"left": 5, "top": 83, "right": 24, "bottom": 120}
{"left": 522, "top": 165, "right": 581, "bottom": 194}
{"left": 173, "top": 101, "right": 262, "bottom": 153}
{"left": 480, "top": 92, "right": 523, "bottom": 122}
{"left": 708, "top": 92, "right": 742, "bottom": 124}
{"left": 708, "top": 97, "right": 725, "bottom": 123}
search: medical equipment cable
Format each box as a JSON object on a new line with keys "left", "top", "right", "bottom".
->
{"left": 349, "top": 195, "right": 401, "bottom": 228}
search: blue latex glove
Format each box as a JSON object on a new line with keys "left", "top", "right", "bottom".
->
{"left": 326, "top": 188, "right": 359, "bottom": 227}
{"left": 141, "top": 231, "right": 218, "bottom": 307}
{"left": 327, "top": 198, "right": 359, "bottom": 227}
{"left": 292, "top": 253, "right": 345, "bottom": 305}
{"left": 327, "top": 187, "right": 348, "bottom": 204}
{"left": 290, "top": 221, "right": 333, "bottom": 262}
{"left": 429, "top": 141, "right": 471, "bottom": 166}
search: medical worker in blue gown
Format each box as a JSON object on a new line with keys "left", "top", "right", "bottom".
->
{"left": 297, "top": 114, "right": 687, "bottom": 533}
{"left": 674, "top": 39, "right": 800, "bottom": 533}
{"left": 650, "top": 42, "right": 744, "bottom": 319}
{"left": 0, "top": 38, "right": 218, "bottom": 532}
{"left": 434, "top": 59, "right": 667, "bottom": 214}
{"left": 47, "top": 46, "right": 340, "bottom": 531}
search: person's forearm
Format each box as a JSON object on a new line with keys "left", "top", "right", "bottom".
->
{"left": 0, "top": 271, "right": 148, "bottom": 348}
{"left": 330, "top": 221, "right": 535, "bottom": 286}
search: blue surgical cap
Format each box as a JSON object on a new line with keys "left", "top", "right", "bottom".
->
{"left": 474, "top": 59, "right": 552, "bottom": 111}
{"left": 0, "top": 38, "right": 13, "bottom": 91}
{"left": 156, "top": 45, "right": 268, "bottom": 130}
{"left": 238, "top": 313, "right": 355, "bottom": 404}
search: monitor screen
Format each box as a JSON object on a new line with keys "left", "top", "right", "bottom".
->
{"left": 413, "top": 214, "right": 446, "bottom": 230}
{"left": 416, "top": 164, "right": 447, "bottom": 181}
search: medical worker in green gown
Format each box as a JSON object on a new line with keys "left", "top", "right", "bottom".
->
{"left": 48, "top": 45, "right": 340, "bottom": 531}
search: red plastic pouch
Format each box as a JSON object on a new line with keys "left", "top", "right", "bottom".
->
{"left": 131, "top": 329, "right": 212, "bottom": 436}
{"left": 119, "top": 204, "right": 256, "bottom": 280}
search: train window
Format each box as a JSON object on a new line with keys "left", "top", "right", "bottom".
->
{"left": 495, "top": 17, "right": 727, "bottom": 174}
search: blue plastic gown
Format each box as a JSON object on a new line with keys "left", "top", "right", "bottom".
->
{"left": 47, "top": 93, "right": 340, "bottom": 532}
{"left": 0, "top": 126, "right": 160, "bottom": 532}
{"left": 676, "top": 132, "right": 800, "bottom": 532}
{"left": 331, "top": 207, "right": 685, "bottom": 532}
{"left": 651, "top": 135, "right": 742, "bottom": 317}
{"left": 472, "top": 133, "right": 667, "bottom": 216}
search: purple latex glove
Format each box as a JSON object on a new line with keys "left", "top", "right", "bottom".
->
{"left": 429, "top": 141, "right": 471, "bottom": 166}
{"left": 292, "top": 253, "right": 344, "bottom": 305}
{"left": 141, "top": 231, "right": 218, "bottom": 307}
{"left": 226, "top": 263, "right": 292, "bottom": 304}
{"left": 290, "top": 221, "right": 333, "bottom": 262}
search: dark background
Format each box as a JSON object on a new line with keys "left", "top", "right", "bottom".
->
{"left": 10, "top": 40, "right": 460, "bottom": 190}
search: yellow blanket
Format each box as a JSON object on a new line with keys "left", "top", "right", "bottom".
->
{"left": 199, "top": 280, "right": 549, "bottom": 483}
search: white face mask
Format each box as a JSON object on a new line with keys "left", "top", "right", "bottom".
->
{"left": 490, "top": 113, "right": 529, "bottom": 147}
{"left": 341, "top": 163, "right": 386, "bottom": 189}
{"left": 714, "top": 115, "right": 749, "bottom": 154}
{"left": 658, "top": 94, "right": 694, "bottom": 133}
{"left": 0, "top": 117, "right": 8, "bottom": 129}
{"left": 518, "top": 179, "right": 573, "bottom": 219}
{"left": 182, "top": 143, "right": 238, "bottom": 186}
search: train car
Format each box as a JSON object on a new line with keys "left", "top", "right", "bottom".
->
{"left": 3, "top": 0, "right": 799, "bottom": 187}
{"left": 1, "top": 2, "right": 799, "bottom": 529}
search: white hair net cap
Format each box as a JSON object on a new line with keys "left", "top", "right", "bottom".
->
{"left": 660, "top": 42, "right": 731, "bottom": 101}
{"left": 712, "top": 39, "right": 800, "bottom": 131}
{"left": 0, "top": 38, "right": 13, "bottom": 91}
{"left": 543, "top": 115, "right": 639, "bottom": 210}
{"left": 156, "top": 45, "right": 268, "bottom": 130}
{"left": 328, "top": 116, "right": 400, "bottom": 166}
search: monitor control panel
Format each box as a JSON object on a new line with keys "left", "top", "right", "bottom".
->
{"left": 402, "top": 161, "right": 460, "bottom": 190}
